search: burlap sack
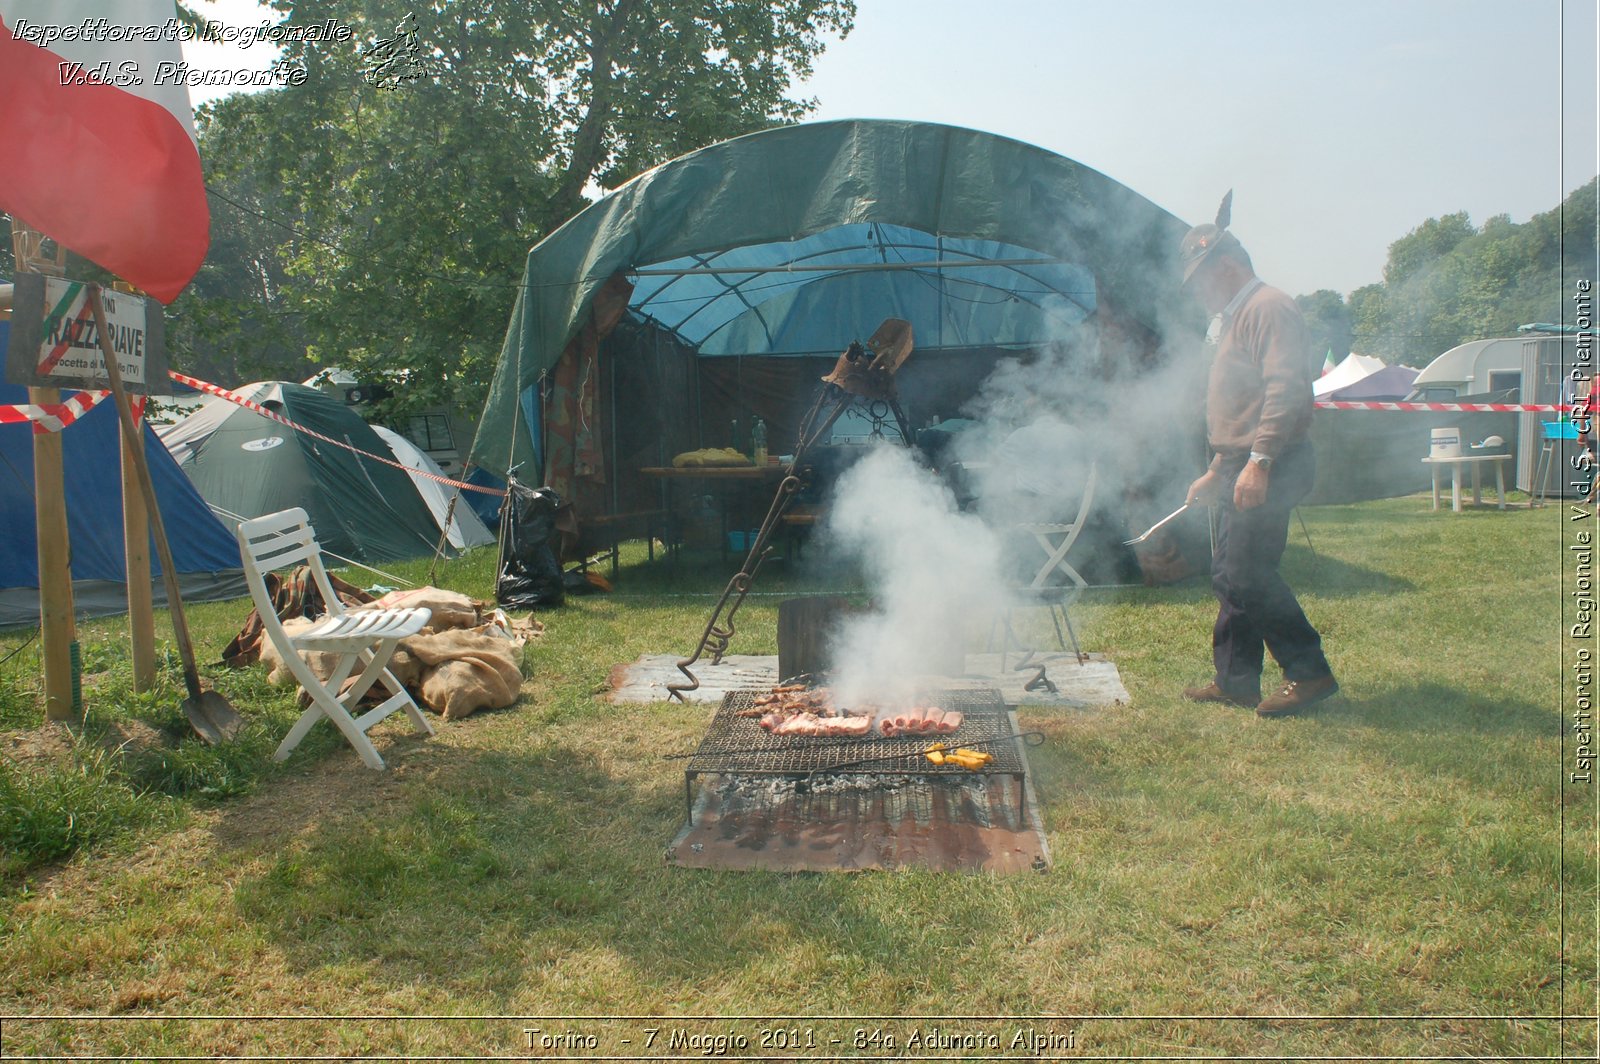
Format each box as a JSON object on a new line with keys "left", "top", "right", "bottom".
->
{"left": 222, "top": 565, "right": 375, "bottom": 667}
{"left": 356, "top": 586, "right": 484, "bottom": 630}
{"left": 406, "top": 628, "right": 524, "bottom": 720}
{"left": 259, "top": 617, "right": 344, "bottom": 686}
{"left": 255, "top": 598, "right": 524, "bottom": 719}
{"left": 260, "top": 619, "right": 423, "bottom": 693}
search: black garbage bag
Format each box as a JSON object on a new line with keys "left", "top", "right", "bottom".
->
{"left": 496, "top": 482, "right": 565, "bottom": 608}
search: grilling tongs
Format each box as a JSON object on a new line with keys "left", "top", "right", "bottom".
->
{"left": 1123, "top": 503, "right": 1192, "bottom": 546}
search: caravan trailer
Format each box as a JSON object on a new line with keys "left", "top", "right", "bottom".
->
{"left": 304, "top": 368, "right": 468, "bottom": 476}
{"left": 1410, "top": 334, "right": 1591, "bottom": 497}
{"left": 1406, "top": 338, "right": 1526, "bottom": 401}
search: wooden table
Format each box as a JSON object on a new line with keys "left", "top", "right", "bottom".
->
{"left": 640, "top": 464, "right": 793, "bottom": 556}
{"left": 1421, "top": 454, "right": 1512, "bottom": 512}
{"left": 639, "top": 464, "right": 792, "bottom": 481}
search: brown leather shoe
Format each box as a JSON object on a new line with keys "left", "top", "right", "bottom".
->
{"left": 1256, "top": 675, "right": 1339, "bottom": 717}
{"left": 1182, "top": 681, "right": 1258, "bottom": 708}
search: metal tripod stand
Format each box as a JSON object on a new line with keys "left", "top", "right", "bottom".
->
{"left": 668, "top": 320, "right": 914, "bottom": 700}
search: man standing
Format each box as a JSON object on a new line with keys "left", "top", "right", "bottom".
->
{"left": 1180, "top": 195, "right": 1338, "bottom": 717}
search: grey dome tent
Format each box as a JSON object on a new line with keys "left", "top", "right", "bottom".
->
{"left": 468, "top": 119, "right": 1196, "bottom": 555}
{"left": 157, "top": 382, "right": 452, "bottom": 565}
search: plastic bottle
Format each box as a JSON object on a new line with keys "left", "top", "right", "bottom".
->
{"left": 752, "top": 418, "right": 768, "bottom": 465}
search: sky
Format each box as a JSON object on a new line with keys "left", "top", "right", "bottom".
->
{"left": 179, "top": 0, "right": 1599, "bottom": 298}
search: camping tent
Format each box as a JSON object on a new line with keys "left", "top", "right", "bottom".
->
{"left": 1312, "top": 353, "right": 1386, "bottom": 397}
{"left": 0, "top": 328, "right": 244, "bottom": 626}
{"left": 370, "top": 425, "right": 495, "bottom": 550}
{"left": 1322, "top": 364, "right": 1420, "bottom": 402}
{"left": 157, "top": 382, "right": 452, "bottom": 565}
{"left": 469, "top": 118, "right": 1194, "bottom": 545}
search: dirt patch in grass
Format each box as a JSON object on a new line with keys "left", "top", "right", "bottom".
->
{"left": 104, "top": 719, "right": 172, "bottom": 758}
{"left": 3, "top": 718, "right": 175, "bottom": 768}
{"left": 204, "top": 729, "right": 435, "bottom": 853}
{"left": 2, "top": 722, "right": 79, "bottom": 765}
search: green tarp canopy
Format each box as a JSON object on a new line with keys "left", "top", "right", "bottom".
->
{"left": 471, "top": 119, "right": 1191, "bottom": 477}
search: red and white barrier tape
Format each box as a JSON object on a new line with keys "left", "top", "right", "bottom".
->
{"left": 1315, "top": 399, "right": 1574, "bottom": 413}
{"left": 7, "top": 379, "right": 1576, "bottom": 442}
{"left": 168, "top": 371, "right": 506, "bottom": 496}
{"left": 0, "top": 389, "right": 115, "bottom": 434}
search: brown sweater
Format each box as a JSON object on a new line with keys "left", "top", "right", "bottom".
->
{"left": 1205, "top": 281, "right": 1315, "bottom": 468}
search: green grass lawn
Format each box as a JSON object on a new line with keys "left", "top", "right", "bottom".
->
{"left": 0, "top": 493, "right": 1594, "bottom": 1059}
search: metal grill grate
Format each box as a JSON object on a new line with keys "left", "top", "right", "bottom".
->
{"left": 685, "top": 687, "right": 1022, "bottom": 777}
{"left": 681, "top": 687, "right": 1026, "bottom": 825}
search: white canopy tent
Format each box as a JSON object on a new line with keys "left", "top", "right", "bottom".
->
{"left": 1313, "top": 353, "right": 1387, "bottom": 397}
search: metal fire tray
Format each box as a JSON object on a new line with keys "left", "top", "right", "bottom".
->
{"left": 682, "top": 687, "right": 1024, "bottom": 821}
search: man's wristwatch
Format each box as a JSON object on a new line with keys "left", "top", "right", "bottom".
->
{"left": 1248, "top": 451, "right": 1274, "bottom": 470}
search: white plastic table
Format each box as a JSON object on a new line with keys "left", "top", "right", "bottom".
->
{"left": 1421, "top": 454, "right": 1511, "bottom": 512}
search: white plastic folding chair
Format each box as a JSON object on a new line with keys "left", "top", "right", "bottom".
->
{"left": 995, "top": 463, "right": 1098, "bottom": 666}
{"left": 236, "top": 508, "right": 435, "bottom": 769}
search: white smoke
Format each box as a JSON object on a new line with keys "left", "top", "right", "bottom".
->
{"left": 820, "top": 444, "right": 1007, "bottom": 712}
{"left": 807, "top": 205, "right": 1228, "bottom": 700}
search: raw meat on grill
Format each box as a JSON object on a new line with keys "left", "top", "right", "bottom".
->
{"left": 878, "top": 705, "right": 961, "bottom": 738}
{"left": 763, "top": 712, "right": 873, "bottom": 738}
{"left": 745, "top": 685, "right": 956, "bottom": 740}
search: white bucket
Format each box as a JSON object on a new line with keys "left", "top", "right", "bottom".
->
{"left": 1430, "top": 427, "right": 1461, "bottom": 458}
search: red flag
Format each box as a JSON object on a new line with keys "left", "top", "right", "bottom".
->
{"left": 0, "top": 1, "right": 209, "bottom": 303}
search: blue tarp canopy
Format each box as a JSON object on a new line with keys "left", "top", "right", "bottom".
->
{"left": 628, "top": 223, "right": 1097, "bottom": 356}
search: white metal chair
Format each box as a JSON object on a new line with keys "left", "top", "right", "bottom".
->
{"left": 994, "top": 463, "right": 1098, "bottom": 666}
{"left": 236, "top": 508, "right": 435, "bottom": 769}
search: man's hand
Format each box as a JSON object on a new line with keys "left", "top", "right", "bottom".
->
{"left": 1234, "top": 461, "right": 1269, "bottom": 510}
{"left": 1186, "top": 469, "right": 1223, "bottom": 507}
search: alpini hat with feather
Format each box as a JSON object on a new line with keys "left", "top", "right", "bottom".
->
{"left": 1179, "top": 190, "right": 1242, "bottom": 284}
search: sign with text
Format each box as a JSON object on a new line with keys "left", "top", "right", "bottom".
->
{"left": 5, "top": 275, "right": 169, "bottom": 394}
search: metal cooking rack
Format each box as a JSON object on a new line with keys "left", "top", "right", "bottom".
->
{"left": 682, "top": 687, "right": 1025, "bottom": 822}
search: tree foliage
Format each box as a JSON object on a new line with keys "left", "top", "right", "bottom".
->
{"left": 1345, "top": 179, "right": 1599, "bottom": 366}
{"left": 176, "top": 0, "right": 854, "bottom": 410}
{"left": 1294, "top": 289, "right": 1354, "bottom": 363}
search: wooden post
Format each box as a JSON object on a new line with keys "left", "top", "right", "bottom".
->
{"left": 30, "top": 385, "right": 77, "bottom": 720}
{"left": 112, "top": 282, "right": 156, "bottom": 691}
{"left": 11, "top": 221, "right": 77, "bottom": 721}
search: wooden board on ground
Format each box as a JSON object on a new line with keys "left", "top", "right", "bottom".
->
{"left": 609, "top": 650, "right": 1129, "bottom": 709}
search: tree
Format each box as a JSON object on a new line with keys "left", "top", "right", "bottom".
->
{"left": 184, "top": 0, "right": 855, "bottom": 415}
{"left": 1295, "top": 289, "right": 1353, "bottom": 363}
{"left": 1382, "top": 211, "right": 1474, "bottom": 288}
{"left": 1343, "top": 180, "right": 1600, "bottom": 366}
{"left": 1346, "top": 283, "right": 1395, "bottom": 360}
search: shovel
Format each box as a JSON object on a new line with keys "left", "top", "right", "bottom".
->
{"left": 90, "top": 287, "right": 243, "bottom": 743}
{"left": 1123, "top": 502, "right": 1192, "bottom": 547}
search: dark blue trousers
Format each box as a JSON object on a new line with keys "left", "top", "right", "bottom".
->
{"left": 1211, "top": 442, "right": 1333, "bottom": 701}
